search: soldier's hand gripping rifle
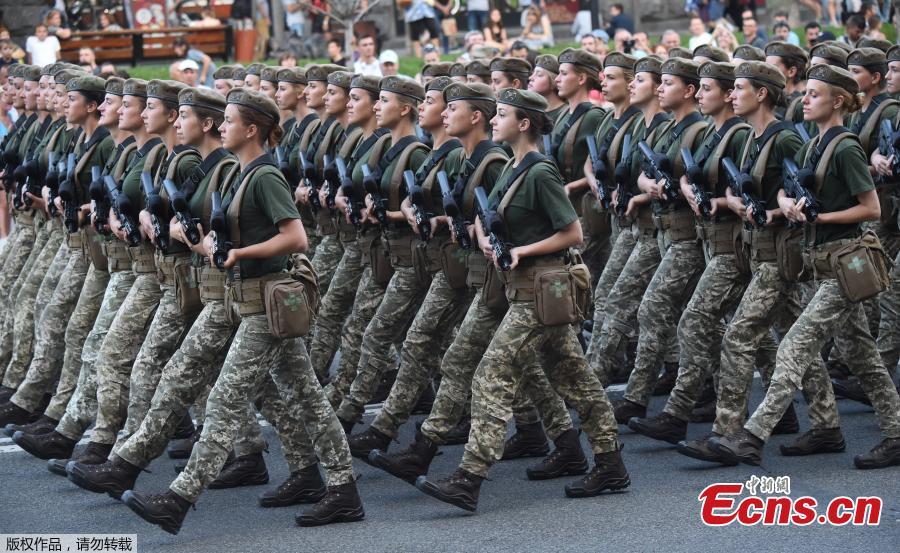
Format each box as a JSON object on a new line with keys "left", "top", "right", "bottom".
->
{"left": 274, "top": 145, "right": 299, "bottom": 188}
{"left": 783, "top": 158, "right": 820, "bottom": 224}
{"left": 104, "top": 176, "right": 141, "bottom": 246}
{"left": 58, "top": 153, "right": 80, "bottom": 233}
{"left": 90, "top": 166, "right": 110, "bottom": 235}
{"left": 298, "top": 150, "right": 322, "bottom": 214}
{"left": 209, "top": 190, "right": 232, "bottom": 270}
{"left": 638, "top": 140, "right": 680, "bottom": 202}
{"left": 141, "top": 171, "right": 169, "bottom": 253}
{"left": 335, "top": 156, "right": 364, "bottom": 230}
{"left": 680, "top": 147, "right": 712, "bottom": 218}
{"left": 613, "top": 135, "right": 633, "bottom": 218}
{"left": 361, "top": 164, "right": 388, "bottom": 226}
{"left": 322, "top": 154, "right": 339, "bottom": 211}
{"left": 44, "top": 152, "right": 60, "bottom": 217}
{"left": 722, "top": 157, "right": 767, "bottom": 228}
{"left": 403, "top": 169, "right": 431, "bottom": 242}
{"left": 437, "top": 170, "right": 470, "bottom": 250}
{"left": 878, "top": 119, "right": 900, "bottom": 180}
{"left": 474, "top": 186, "right": 512, "bottom": 271}
{"left": 586, "top": 135, "right": 612, "bottom": 210}
{"left": 163, "top": 178, "right": 201, "bottom": 245}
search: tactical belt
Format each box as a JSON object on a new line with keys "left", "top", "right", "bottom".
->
{"left": 743, "top": 224, "right": 780, "bottom": 262}
{"left": 384, "top": 228, "right": 417, "bottom": 268}
{"left": 466, "top": 250, "right": 489, "bottom": 288}
{"left": 653, "top": 207, "right": 697, "bottom": 242}
{"left": 155, "top": 250, "right": 191, "bottom": 286}
{"left": 127, "top": 242, "right": 157, "bottom": 274}
{"left": 336, "top": 216, "right": 357, "bottom": 244}
{"left": 613, "top": 212, "right": 634, "bottom": 229}
{"left": 501, "top": 254, "right": 567, "bottom": 302}
{"left": 358, "top": 232, "right": 377, "bottom": 266}
{"left": 15, "top": 210, "right": 35, "bottom": 226}
{"left": 418, "top": 229, "right": 452, "bottom": 275}
{"left": 65, "top": 228, "right": 85, "bottom": 252}
{"left": 632, "top": 206, "right": 657, "bottom": 235}
{"left": 804, "top": 237, "right": 857, "bottom": 280}
{"left": 103, "top": 240, "right": 133, "bottom": 272}
{"left": 696, "top": 215, "right": 740, "bottom": 255}
{"left": 316, "top": 208, "right": 337, "bottom": 236}
{"left": 225, "top": 273, "right": 283, "bottom": 316}
{"left": 196, "top": 262, "right": 227, "bottom": 302}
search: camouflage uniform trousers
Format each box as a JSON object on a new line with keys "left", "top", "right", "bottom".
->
{"left": 0, "top": 215, "right": 36, "bottom": 307}
{"left": 1, "top": 226, "right": 66, "bottom": 389}
{"left": 420, "top": 289, "right": 573, "bottom": 445}
{"left": 0, "top": 218, "right": 42, "bottom": 377}
{"left": 89, "top": 273, "right": 162, "bottom": 445}
{"left": 662, "top": 252, "right": 749, "bottom": 421}
{"left": 879, "top": 245, "right": 900, "bottom": 378}
{"left": 103, "top": 282, "right": 192, "bottom": 448}
{"left": 369, "top": 270, "right": 474, "bottom": 438}
{"left": 324, "top": 266, "right": 386, "bottom": 408}
{"left": 335, "top": 265, "right": 428, "bottom": 424}
{"left": 308, "top": 239, "right": 363, "bottom": 382}
{"left": 170, "top": 314, "right": 355, "bottom": 503}
{"left": 10, "top": 261, "right": 107, "bottom": 413}
{"left": 588, "top": 230, "right": 662, "bottom": 383}
{"left": 623, "top": 236, "right": 705, "bottom": 407}
{"left": 586, "top": 223, "right": 637, "bottom": 362}
{"left": 579, "top": 216, "right": 612, "bottom": 290}
{"left": 746, "top": 279, "right": 900, "bottom": 441}
{"left": 310, "top": 233, "right": 344, "bottom": 297}
{"left": 32, "top": 228, "right": 70, "bottom": 336}
{"left": 459, "top": 300, "right": 619, "bottom": 478}
{"left": 713, "top": 261, "right": 837, "bottom": 437}
{"left": 116, "top": 300, "right": 236, "bottom": 466}
{"left": 54, "top": 270, "right": 137, "bottom": 439}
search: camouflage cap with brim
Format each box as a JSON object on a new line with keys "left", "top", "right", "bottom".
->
{"left": 490, "top": 56, "right": 534, "bottom": 76}
{"left": 857, "top": 38, "right": 893, "bottom": 53}
{"left": 22, "top": 65, "right": 42, "bottom": 82}
{"left": 661, "top": 58, "right": 700, "bottom": 81}
{"left": 735, "top": 61, "right": 786, "bottom": 90}
{"left": 260, "top": 66, "right": 283, "bottom": 83}
{"left": 350, "top": 74, "right": 381, "bottom": 96}
{"left": 426, "top": 76, "right": 454, "bottom": 93}
{"left": 635, "top": 56, "right": 663, "bottom": 75}
{"left": 889, "top": 45, "right": 900, "bottom": 63}
{"left": 733, "top": 45, "right": 766, "bottom": 62}
{"left": 699, "top": 61, "right": 736, "bottom": 83}
{"left": 147, "top": 79, "right": 187, "bottom": 105}
{"left": 603, "top": 52, "right": 637, "bottom": 71}
{"left": 277, "top": 67, "right": 307, "bottom": 85}
{"left": 122, "top": 78, "right": 149, "bottom": 97}
{"left": 807, "top": 64, "right": 859, "bottom": 95}
{"left": 307, "top": 64, "right": 346, "bottom": 82}
{"left": 422, "top": 62, "right": 454, "bottom": 77}
{"left": 380, "top": 75, "right": 425, "bottom": 101}
{"left": 443, "top": 82, "right": 495, "bottom": 103}
{"left": 449, "top": 63, "right": 466, "bottom": 77}
{"left": 810, "top": 43, "right": 849, "bottom": 68}
{"left": 466, "top": 59, "right": 492, "bottom": 77}
{"left": 66, "top": 75, "right": 107, "bottom": 95}
{"left": 226, "top": 87, "right": 280, "bottom": 122}
{"left": 179, "top": 87, "right": 227, "bottom": 112}
{"left": 105, "top": 76, "right": 126, "bottom": 96}
{"left": 40, "top": 63, "right": 62, "bottom": 77}
{"left": 495, "top": 87, "right": 548, "bottom": 112}
{"left": 54, "top": 69, "right": 87, "bottom": 86}
{"left": 232, "top": 66, "right": 248, "bottom": 81}
{"left": 534, "top": 54, "right": 560, "bottom": 74}
{"left": 667, "top": 47, "right": 694, "bottom": 60}
{"left": 327, "top": 70, "right": 355, "bottom": 90}
{"left": 765, "top": 41, "right": 809, "bottom": 64}
{"left": 557, "top": 48, "right": 602, "bottom": 73}
{"left": 245, "top": 63, "right": 266, "bottom": 76}
{"left": 847, "top": 47, "right": 887, "bottom": 69}
{"left": 213, "top": 65, "right": 237, "bottom": 80}
{"left": 825, "top": 40, "right": 853, "bottom": 53}
{"left": 8, "top": 64, "right": 23, "bottom": 78}
{"left": 693, "top": 45, "right": 730, "bottom": 63}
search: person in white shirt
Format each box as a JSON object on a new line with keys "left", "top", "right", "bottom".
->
{"left": 25, "top": 24, "right": 60, "bottom": 67}
{"left": 281, "top": 0, "right": 306, "bottom": 37}
{"left": 353, "top": 35, "right": 382, "bottom": 77}
{"left": 687, "top": 17, "right": 712, "bottom": 51}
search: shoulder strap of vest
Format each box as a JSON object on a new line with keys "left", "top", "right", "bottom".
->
{"left": 858, "top": 98, "right": 899, "bottom": 153}
{"left": 707, "top": 122, "right": 751, "bottom": 189}
{"left": 497, "top": 153, "right": 553, "bottom": 219}
{"left": 672, "top": 119, "right": 709, "bottom": 177}
{"left": 73, "top": 129, "right": 111, "bottom": 185}
{"left": 162, "top": 146, "right": 199, "bottom": 183}
{"left": 388, "top": 141, "right": 430, "bottom": 210}
{"left": 338, "top": 126, "right": 365, "bottom": 160}
{"left": 550, "top": 102, "right": 593, "bottom": 159}
{"left": 746, "top": 122, "right": 796, "bottom": 196}
{"left": 112, "top": 141, "right": 138, "bottom": 182}
{"left": 606, "top": 109, "right": 642, "bottom": 171}
{"left": 462, "top": 151, "right": 508, "bottom": 216}
{"left": 224, "top": 155, "right": 275, "bottom": 250}
{"left": 183, "top": 147, "right": 229, "bottom": 198}
{"left": 377, "top": 135, "right": 419, "bottom": 177}
{"left": 812, "top": 132, "right": 856, "bottom": 194}
{"left": 201, "top": 157, "right": 239, "bottom": 228}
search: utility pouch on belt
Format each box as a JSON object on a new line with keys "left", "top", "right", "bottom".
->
{"left": 85, "top": 227, "right": 109, "bottom": 273}
{"left": 877, "top": 188, "right": 899, "bottom": 226}
{"left": 776, "top": 226, "right": 809, "bottom": 282}
{"left": 466, "top": 251, "right": 488, "bottom": 288}
{"left": 733, "top": 223, "right": 751, "bottom": 276}
{"left": 370, "top": 237, "right": 395, "bottom": 287}
{"left": 263, "top": 254, "right": 320, "bottom": 338}
{"left": 173, "top": 256, "right": 202, "bottom": 317}
{"left": 482, "top": 264, "right": 509, "bottom": 313}
{"left": 533, "top": 262, "right": 591, "bottom": 326}
{"left": 581, "top": 193, "right": 612, "bottom": 239}
{"left": 828, "top": 231, "right": 892, "bottom": 302}
{"left": 440, "top": 241, "right": 469, "bottom": 290}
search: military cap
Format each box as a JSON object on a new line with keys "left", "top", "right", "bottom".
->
{"left": 470, "top": 45, "right": 501, "bottom": 59}
{"left": 735, "top": 61, "right": 786, "bottom": 90}
{"left": 490, "top": 56, "right": 533, "bottom": 76}
{"left": 422, "top": 62, "right": 454, "bottom": 77}
{"left": 147, "top": 79, "right": 187, "bottom": 105}
{"left": 857, "top": 37, "right": 892, "bottom": 53}
{"left": 661, "top": 58, "right": 700, "bottom": 81}
{"left": 733, "top": 44, "right": 766, "bottom": 62}
{"left": 232, "top": 66, "right": 248, "bottom": 81}
{"left": 888, "top": 45, "right": 900, "bottom": 63}
{"left": 764, "top": 41, "right": 809, "bottom": 65}
{"left": 603, "top": 52, "right": 637, "bottom": 71}
{"left": 810, "top": 43, "right": 849, "bottom": 68}
{"left": 40, "top": 62, "right": 61, "bottom": 77}
{"left": 226, "top": 87, "right": 280, "bottom": 122}
{"left": 698, "top": 61, "right": 736, "bottom": 83}
{"left": 443, "top": 82, "right": 495, "bottom": 103}
{"left": 557, "top": 48, "right": 602, "bottom": 73}
{"left": 825, "top": 40, "right": 853, "bottom": 53}
{"left": 327, "top": 70, "right": 354, "bottom": 90}
{"left": 693, "top": 44, "right": 730, "bottom": 63}
{"left": 806, "top": 64, "right": 859, "bottom": 95}
{"left": 534, "top": 54, "right": 559, "bottom": 74}
{"left": 22, "top": 65, "right": 42, "bottom": 82}
{"left": 54, "top": 69, "right": 85, "bottom": 86}
{"left": 380, "top": 75, "right": 425, "bottom": 101}
{"left": 277, "top": 66, "right": 307, "bottom": 85}
{"left": 8, "top": 64, "right": 22, "bottom": 78}
{"left": 178, "top": 87, "right": 226, "bottom": 112}
{"left": 634, "top": 56, "right": 663, "bottom": 75}
{"left": 449, "top": 63, "right": 466, "bottom": 77}
{"left": 306, "top": 64, "right": 346, "bottom": 82}
{"left": 466, "top": 59, "right": 492, "bottom": 77}
{"left": 212, "top": 65, "right": 236, "bottom": 80}
{"left": 245, "top": 63, "right": 265, "bottom": 76}
{"left": 350, "top": 74, "right": 381, "bottom": 95}
{"left": 847, "top": 47, "right": 887, "bottom": 69}
{"left": 260, "top": 66, "right": 282, "bottom": 83}
{"left": 495, "top": 88, "right": 547, "bottom": 112}
{"left": 66, "top": 75, "right": 106, "bottom": 95}
{"left": 122, "top": 78, "right": 149, "bottom": 98}
{"left": 105, "top": 76, "right": 126, "bottom": 96}
{"left": 668, "top": 47, "right": 694, "bottom": 60}
{"left": 426, "top": 76, "right": 454, "bottom": 92}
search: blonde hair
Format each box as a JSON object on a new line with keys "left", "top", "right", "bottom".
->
{"left": 828, "top": 84, "right": 863, "bottom": 114}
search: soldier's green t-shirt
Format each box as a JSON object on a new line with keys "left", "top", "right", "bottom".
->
{"left": 121, "top": 142, "right": 166, "bottom": 219}
{"left": 437, "top": 144, "right": 506, "bottom": 218}
{"left": 35, "top": 118, "right": 65, "bottom": 174}
{"left": 73, "top": 133, "right": 114, "bottom": 205}
{"left": 651, "top": 111, "right": 708, "bottom": 211}
{"left": 187, "top": 152, "right": 239, "bottom": 224}
{"left": 234, "top": 163, "right": 301, "bottom": 279}
{"left": 795, "top": 137, "right": 874, "bottom": 246}
{"left": 628, "top": 114, "right": 674, "bottom": 197}
{"left": 547, "top": 104, "right": 567, "bottom": 125}
{"left": 379, "top": 140, "right": 429, "bottom": 211}
{"left": 489, "top": 160, "right": 577, "bottom": 248}
{"left": 847, "top": 97, "right": 899, "bottom": 155}
{"left": 593, "top": 109, "right": 642, "bottom": 190}
{"left": 692, "top": 120, "right": 749, "bottom": 196}
{"left": 551, "top": 105, "right": 606, "bottom": 207}
{"left": 15, "top": 114, "right": 39, "bottom": 161}
{"left": 740, "top": 122, "right": 803, "bottom": 210}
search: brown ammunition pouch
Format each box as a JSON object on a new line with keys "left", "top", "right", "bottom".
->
{"left": 196, "top": 262, "right": 227, "bottom": 303}
{"left": 696, "top": 216, "right": 738, "bottom": 256}
{"left": 172, "top": 255, "right": 202, "bottom": 317}
{"left": 805, "top": 231, "right": 892, "bottom": 302}
{"left": 775, "top": 226, "right": 809, "bottom": 282}
{"left": 412, "top": 230, "right": 448, "bottom": 286}
{"left": 876, "top": 186, "right": 899, "bottom": 228}
{"left": 501, "top": 253, "right": 590, "bottom": 325}
{"left": 224, "top": 273, "right": 279, "bottom": 325}
{"left": 654, "top": 207, "right": 698, "bottom": 242}
{"left": 369, "top": 236, "right": 395, "bottom": 287}
{"left": 613, "top": 212, "right": 634, "bottom": 229}
{"left": 440, "top": 239, "right": 469, "bottom": 290}
{"left": 466, "top": 251, "right": 488, "bottom": 288}
{"left": 65, "top": 228, "right": 86, "bottom": 257}
{"left": 580, "top": 193, "right": 612, "bottom": 239}
{"left": 128, "top": 242, "right": 157, "bottom": 274}
{"left": 385, "top": 228, "right": 417, "bottom": 269}
{"left": 84, "top": 227, "right": 109, "bottom": 273}
{"left": 482, "top": 263, "right": 509, "bottom": 313}
{"left": 262, "top": 254, "right": 320, "bottom": 338}
{"left": 336, "top": 216, "right": 358, "bottom": 244}
{"left": 103, "top": 239, "right": 133, "bottom": 272}
{"left": 632, "top": 206, "right": 657, "bottom": 238}
{"left": 743, "top": 225, "right": 778, "bottom": 263}
{"left": 315, "top": 208, "right": 337, "bottom": 236}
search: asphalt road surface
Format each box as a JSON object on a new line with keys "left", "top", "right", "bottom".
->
{"left": 1, "top": 384, "right": 898, "bottom": 553}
